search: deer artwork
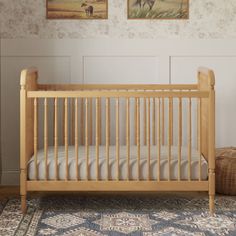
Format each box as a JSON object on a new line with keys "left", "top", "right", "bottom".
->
{"left": 134, "top": 0, "right": 156, "bottom": 11}
{"left": 81, "top": 3, "right": 94, "bottom": 17}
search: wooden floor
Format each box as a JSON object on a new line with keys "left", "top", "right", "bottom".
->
{"left": 0, "top": 186, "right": 207, "bottom": 199}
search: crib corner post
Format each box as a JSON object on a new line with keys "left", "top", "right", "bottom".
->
{"left": 20, "top": 72, "right": 27, "bottom": 214}
{"left": 208, "top": 70, "right": 215, "bottom": 215}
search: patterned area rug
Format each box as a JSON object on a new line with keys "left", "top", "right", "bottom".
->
{"left": 0, "top": 195, "right": 235, "bottom": 236}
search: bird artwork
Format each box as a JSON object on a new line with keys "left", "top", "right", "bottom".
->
{"left": 128, "top": 0, "right": 189, "bottom": 19}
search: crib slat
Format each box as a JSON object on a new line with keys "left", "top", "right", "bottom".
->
{"left": 54, "top": 98, "right": 58, "bottom": 180}
{"left": 168, "top": 98, "right": 172, "bottom": 181}
{"left": 152, "top": 98, "right": 156, "bottom": 145}
{"left": 96, "top": 98, "right": 99, "bottom": 180}
{"left": 162, "top": 97, "right": 165, "bottom": 145}
{"left": 147, "top": 98, "right": 151, "bottom": 180}
{"left": 170, "top": 98, "right": 173, "bottom": 145}
{"left": 126, "top": 98, "right": 130, "bottom": 180}
{"left": 75, "top": 98, "right": 79, "bottom": 180}
{"left": 85, "top": 98, "right": 89, "bottom": 180}
{"left": 62, "top": 98, "right": 65, "bottom": 145}
{"left": 158, "top": 98, "right": 161, "bottom": 181}
{"left": 178, "top": 98, "right": 182, "bottom": 181}
{"left": 44, "top": 98, "right": 48, "bottom": 180}
{"left": 99, "top": 97, "right": 102, "bottom": 145}
{"left": 116, "top": 98, "right": 120, "bottom": 180}
{"left": 64, "top": 98, "right": 69, "bottom": 180}
{"left": 144, "top": 97, "right": 147, "bottom": 145}
{"left": 188, "top": 98, "right": 192, "bottom": 181}
{"left": 106, "top": 98, "right": 110, "bottom": 180}
{"left": 137, "top": 98, "right": 140, "bottom": 180}
{"left": 80, "top": 98, "right": 84, "bottom": 145}
{"left": 70, "top": 99, "right": 75, "bottom": 145}
{"left": 34, "top": 98, "right": 38, "bottom": 180}
{"left": 89, "top": 98, "right": 93, "bottom": 145}
{"left": 198, "top": 98, "right": 202, "bottom": 181}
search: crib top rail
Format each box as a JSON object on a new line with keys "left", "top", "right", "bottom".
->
{"left": 27, "top": 90, "right": 209, "bottom": 98}
{"left": 21, "top": 67, "right": 215, "bottom": 98}
{"left": 37, "top": 84, "right": 199, "bottom": 91}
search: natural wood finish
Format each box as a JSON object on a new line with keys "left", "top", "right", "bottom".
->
{"left": 64, "top": 98, "right": 69, "bottom": 180}
{"left": 99, "top": 98, "right": 102, "bottom": 145}
{"left": 178, "top": 98, "right": 182, "bottom": 181}
{"left": 70, "top": 99, "right": 75, "bottom": 145}
{"left": 90, "top": 98, "right": 93, "bottom": 145}
{"left": 198, "top": 98, "right": 202, "bottom": 181}
{"left": 75, "top": 98, "right": 79, "bottom": 180}
{"left": 126, "top": 98, "right": 130, "bottom": 181}
{"left": 28, "top": 90, "right": 209, "bottom": 98}
{"left": 20, "top": 68, "right": 38, "bottom": 213}
{"left": 38, "top": 84, "right": 198, "bottom": 91}
{"left": 54, "top": 98, "right": 58, "bottom": 180}
{"left": 152, "top": 98, "right": 156, "bottom": 145}
{"left": 116, "top": 98, "right": 120, "bottom": 180}
{"left": 162, "top": 98, "right": 165, "bottom": 145}
{"left": 147, "top": 98, "right": 151, "bottom": 180}
{"left": 158, "top": 98, "right": 161, "bottom": 182}
{"left": 80, "top": 98, "right": 84, "bottom": 145}
{"left": 137, "top": 98, "right": 140, "bottom": 180}
{"left": 198, "top": 68, "right": 215, "bottom": 214}
{"left": 106, "top": 98, "right": 110, "bottom": 180}
{"left": 44, "top": 98, "right": 48, "bottom": 180}
{"left": 170, "top": 98, "right": 173, "bottom": 145}
{"left": 96, "top": 98, "right": 99, "bottom": 181}
{"left": 27, "top": 181, "right": 209, "bottom": 192}
{"left": 33, "top": 98, "right": 38, "bottom": 180}
{"left": 20, "top": 67, "right": 215, "bottom": 214}
{"left": 188, "top": 98, "right": 192, "bottom": 181}
{"left": 85, "top": 98, "right": 89, "bottom": 180}
{"left": 168, "top": 98, "right": 171, "bottom": 181}
{"left": 62, "top": 98, "right": 65, "bottom": 145}
{"left": 144, "top": 97, "right": 147, "bottom": 145}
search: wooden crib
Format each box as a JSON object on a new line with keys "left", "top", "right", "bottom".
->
{"left": 20, "top": 67, "right": 215, "bottom": 214}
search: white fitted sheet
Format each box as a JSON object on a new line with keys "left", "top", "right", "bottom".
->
{"left": 28, "top": 145, "right": 208, "bottom": 181}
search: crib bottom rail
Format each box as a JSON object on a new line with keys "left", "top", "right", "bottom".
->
{"left": 26, "top": 180, "right": 209, "bottom": 192}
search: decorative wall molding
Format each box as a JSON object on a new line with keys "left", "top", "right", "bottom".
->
{"left": 1, "top": 39, "right": 236, "bottom": 185}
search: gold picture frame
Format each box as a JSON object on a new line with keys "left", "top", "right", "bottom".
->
{"left": 46, "top": 0, "right": 108, "bottom": 20}
{"left": 128, "top": 0, "right": 189, "bottom": 20}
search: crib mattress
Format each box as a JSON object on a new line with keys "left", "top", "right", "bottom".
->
{"left": 28, "top": 146, "right": 208, "bottom": 181}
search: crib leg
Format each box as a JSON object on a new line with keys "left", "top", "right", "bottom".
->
{"left": 21, "top": 195, "right": 27, "bottom": 214}
{"left": 20, "top": 169, "right": 27, "bottom": 214}
{"left": 209, "top": 168, "right": 215, "bottom": 215}
{"left": 209, "top": 194, "right": 215, "bottom": 215}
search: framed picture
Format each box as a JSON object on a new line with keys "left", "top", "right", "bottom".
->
{"left": 128, "top": 0, "right": 189, "bottom": 20}
{"left": 46, "top": 0, "right": 108, "bottom": 19}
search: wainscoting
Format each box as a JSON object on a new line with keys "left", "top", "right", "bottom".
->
{"left": 1, "top": 39, "right": 236, "bottom": 185}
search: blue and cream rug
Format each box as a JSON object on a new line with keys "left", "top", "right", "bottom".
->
{"left": 0, "top": 195, "right": 235, "bottom": 236}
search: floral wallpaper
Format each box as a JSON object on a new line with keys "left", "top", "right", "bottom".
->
{"left": 0, "top": 0, "right": 236, "bottom": 39}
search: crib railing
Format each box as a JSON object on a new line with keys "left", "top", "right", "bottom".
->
{"left": 25, "top": 89, "right": 209, "bottom": 182}
{"left": 20, "top": 67, "right": 215, "bottom": 214}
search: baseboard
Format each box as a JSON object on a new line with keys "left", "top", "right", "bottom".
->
{"left": 0, "top": 170, "right": 19, "bottom": 185}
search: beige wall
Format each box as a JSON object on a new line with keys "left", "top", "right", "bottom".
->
{"left": 1, "top": 0, "right": 236, "bottom": 39}
{"left": 1, "top": 1, "right": 236, "bottom": 185}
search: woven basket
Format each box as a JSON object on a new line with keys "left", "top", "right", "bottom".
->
{"left": 215, "top": 147, "right": 236, "bottom": 195}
